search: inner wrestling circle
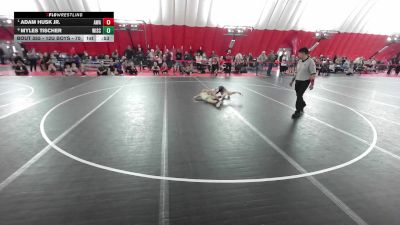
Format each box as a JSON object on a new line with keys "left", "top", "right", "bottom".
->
{"left": 40, "top": 81, "right": 377, "bottom": 183}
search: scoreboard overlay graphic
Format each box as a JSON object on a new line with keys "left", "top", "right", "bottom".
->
{"left": 14, "top": 12, "right": 114, "bottom": 42}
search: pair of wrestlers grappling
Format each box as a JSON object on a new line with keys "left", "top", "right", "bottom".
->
{"left": 193, "top": 86, "right": 242, "bottom": 108}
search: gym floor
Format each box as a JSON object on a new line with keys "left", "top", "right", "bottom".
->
{"left": 0, "top": 75, "right": 399, "bottom": 225}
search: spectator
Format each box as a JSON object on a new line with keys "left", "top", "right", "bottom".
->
{"left": 14, "top": 60, "right": 29, "bottom": 76}
{"left": 188, "top": 46, "right": 194, "bottom": 59}
{"left": 97, "top": 61, "right": 108, "bottom": 76}
{"left": 365, "top": 58, "right": 377, "bottom": 73}
{"left": 124, "top": 45, "right": 134, "bottom": 60}
{"left": 335, "top": 56, "right": 341, "bottom": 65}
{"left": 353, "top": 57, "right": 364, "bottom": 74}
{"left": 147, "top": 49, "right": 155, "bottom": 66}
{"left": 318, "top": 57, "right": 329, "bottom": 76}
{"left": 82, "top": 51, "right": 89, "bottom": 62}
{"left": 343, "top": 58, "right": 352, "bottom": 75}
{"left": 13, "top": 53, "right": 23, "bottom": 64}
{"left": 287, "top": 54, "right": 296, "bottom": 74}
{"left": 151, "top": 62, "right": 160, "bottom": 75}
{"left": 200, "top": 53, "right": 208, "bottom": 73}
{"left": 387, "top": 54, "right": 400, "bottom": 75}
{"left": 176, "top": 48, "right": 183, "bottom": 61}
{"left": 108, "top": 61, "right": 119, "bottom": 76}
{"left": 165, "top": 49, "right": 173, "bottom": 67}
{"left": 371, "top": 58, "right": 377, "bottom": 72}
{"left": 248, "top": 53, "right": 254, "bottom": 67}
{"left": 114, "top": 61, "right": 123, "bottom": 75}
{"left": 266, "top": 51, "right": 275, "bottom": 76}
{"left": 161, "top": 62, "right": 169, "bottom": 75}
{"left": 40, "top": 52, "right": 50, "bottom": 71}
{"left": 209, "top": 51, "right": 215, "bottom": 65}
{"left": 48, "top": 62, "right": 57, "bottom": 75}
{"left": 64, "top": 64, "right": 75, "bottom": 76}
{"left": 49, "top": 53, "right": 57, "bottom": 65}
{"left": 182, "top": 62, "right": 193, "bottom": 75}
{"left": 20, "top": 46, "right": 27, "bottom": 58}
{"left": 184, "top": 51, "right": 191, "bottom": 61}
{"left": 136, "top": 47, "right": 145, "bottom": 70}
{"left": 219, "top": 56, "right": 225, "bottom": 72}
{"left": 210, "top": 55, "right": 219, "bottom": 76}
{"left": 195, "top": 53, "right": 203, "bottom": 72}
{"left": 225, "top": 49, "right": 233, "bottom": 75}
{"left": 79, "top": 63, "right": 87, "bottom": 76}
{"left": 156, "top": 55, "right": 163, "bottom": 66}
{"left": 155, "top": 45, "right": 161, "bottom": 57}
{"left": 170, "top": 48, "right": 175, "bottom": 61}
{"left": 211, "top": 50, "right": 216, "bottom": 58}
{"left": 196, "top": 46, "right": 204, "bottom": 56}
{"left": 27, "top": 48, "right": 37, "bottom": 72}
{"left": 328, "top": 60, "right": 335, "bottom": 74}
{"left": 234, "top": 53, "right": 244, "bottom": 73}
{"left": 72, "top": 54, "right": 81, "bottom": 68}
{"left": 127, "top": 61, "right": 138, "bottom": 75}
{"left": 0, "top": 47, "right": 4, "bottom": 64}
{"left": 90, "top": 56, "right": 98, "bottom": 64}
{"left": 112, "top": 49, "right": 119, "bottom": 60}
{"left": 257, "top": 51, "right": 267, "bottom": 75}
{"left": 71, "top": 63, "right": 80, "bottom": 75}
{"left": 174, "top": 48, "right": 183, "bottom": 74}
{"left": 122, "top": 59, "right": 129, "bottom": 71}
{"left": 280, "top": 54, "right": 288, "bottom": 74}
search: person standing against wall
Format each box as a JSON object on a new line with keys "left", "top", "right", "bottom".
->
{"left": 27, "top": 48, "right": 38, "bottom": 72}
{"left": 266, "top": 51, "right": 276, "bottom": 76}
{"left": 0, "top": 47, "right": 4, "bottom": 65}
{"left": 256, "top": 51, "right": 267, "bottom": 76}
{"left": 225, "top": 49, "right": 233, "bottom": 76}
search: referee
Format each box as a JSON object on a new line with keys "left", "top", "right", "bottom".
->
{"left": 289, "top": 47, "right": 316, "bottom": 119}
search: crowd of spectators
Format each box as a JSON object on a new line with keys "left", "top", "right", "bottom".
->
{"left": 4, "top": 44, "right": 400, "bottom": 77}
{"left": 312, "top": 54, "right": 399, "bottom": 76}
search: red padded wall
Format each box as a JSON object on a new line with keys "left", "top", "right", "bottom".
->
{"left": 1, "top": 24, "right": 398, "bottom": 60}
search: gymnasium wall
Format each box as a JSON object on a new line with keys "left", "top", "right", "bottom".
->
{"left": 1, "top": 25, "right": 399, "bottom": 60}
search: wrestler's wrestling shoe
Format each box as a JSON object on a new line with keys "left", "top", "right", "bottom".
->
{"left": 291, "top": 111, "right": 301, "bottom": 119}
{"left": 216, "top": 100, "right": 222, "bottom": 108}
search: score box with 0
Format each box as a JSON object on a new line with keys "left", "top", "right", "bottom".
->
{"left": 103, "top": 26, "right": 114, "bottom": 34}
{"left": 103, "top": 18, "right": 114, "bottom": 26}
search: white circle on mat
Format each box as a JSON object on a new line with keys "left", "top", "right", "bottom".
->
{"left": 40, "top": 81, "right": 377, "bottom": 183}
{"left": 0, "top": 82, "right": 35, "bottom": 108}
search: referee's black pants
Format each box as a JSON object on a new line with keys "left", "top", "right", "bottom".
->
{"left": 295, "top": 80, "right": 310, "bottom": 112}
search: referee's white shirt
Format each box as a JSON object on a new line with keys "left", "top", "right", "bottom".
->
{"left": 295, "top": 57, "right": 317, "bottom": 81}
